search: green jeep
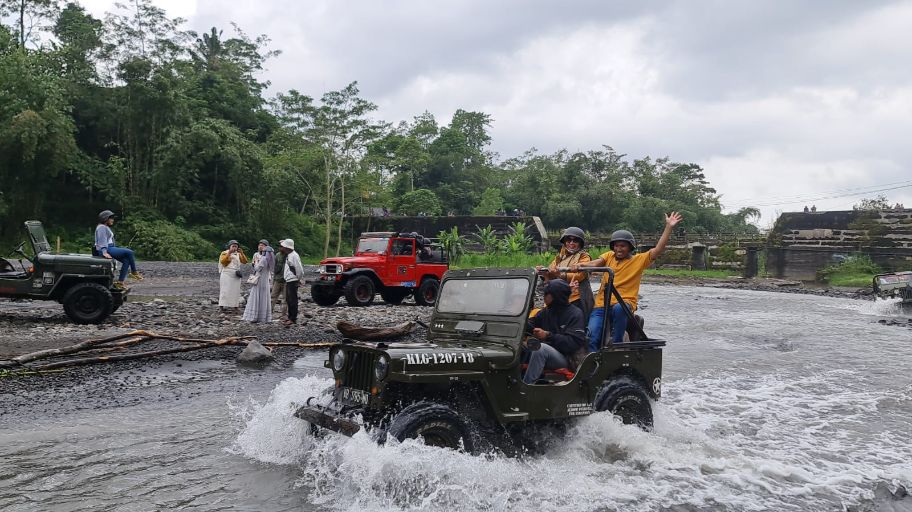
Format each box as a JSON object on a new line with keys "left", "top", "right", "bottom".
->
{"left": 296, "top": 267, "right": 663, "bottom": 453}
{"left": 0, "top": 221, "right": 127, "bottom": 324}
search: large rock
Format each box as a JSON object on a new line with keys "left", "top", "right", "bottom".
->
{"left": 236, "top": 340, "right": 273, "bottom": 367}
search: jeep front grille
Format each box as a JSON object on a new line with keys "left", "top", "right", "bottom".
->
{"left": 321, "top": 264, "right": 342, "bottom": 275}
{"left": 342, "top": 350, "right": 376, "bottom": 392}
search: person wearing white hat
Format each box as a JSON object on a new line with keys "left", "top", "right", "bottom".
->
{"left": 279, "top": 239, "right": 304, "bottom": 326}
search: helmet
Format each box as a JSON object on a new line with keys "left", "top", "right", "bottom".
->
{"left": 609, "top": 229, "right": 636, "bottom": 250}
{"left": 559, "top": 227, "right": 586, "bottom": 247}
{"left": 98, "top": 210, "right": 115, "bottom": 223}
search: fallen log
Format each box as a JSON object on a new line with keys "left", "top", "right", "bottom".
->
{"left": 0, "top": 330, "right": 152, "bottom": 368}
{"left": 28, "top": 337, "right": 237, "bottom": 371}
{"left": 336, "top": 320, "right": 416, "bottom": 341}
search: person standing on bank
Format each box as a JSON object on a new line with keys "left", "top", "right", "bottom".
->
{"left": 242, "top": 242, "right": 274, "bottom": 323}
{"left": 573, "top": 212, "right": 682, "bottom": 351}
{"left": 218, "top": 240, "right": 248, "bottom": 313}
{"left": 279, "top": 239, "right": 304, "bottom": 327}
{"left": 94, "top": 210, "right": 143, "bottom": 289}
{"left": 271, "top": 241, "right": 287, "bottom": 320}
{"left": 536, "top": 226, "right": 594, "bottom": 319}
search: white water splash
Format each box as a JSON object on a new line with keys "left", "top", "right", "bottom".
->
{"left": 233, "top": 370, "right": 912, "bottom": 511}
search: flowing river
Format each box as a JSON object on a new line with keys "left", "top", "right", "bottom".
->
{"left": 1, "top": 285, "right": 910, "bottom": 511}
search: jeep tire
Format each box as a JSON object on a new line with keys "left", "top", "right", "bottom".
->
{"left": 387, "top": 402, "right": 475, "bottom": 452}
{"left": 380, "top": 288, "right": 410, "bottom": 305}
{"left": 62, "top": 282, "right": 114, "bottom": 324}
{"left": 343, "top": 275, "right": 375, "bottom": 307}
{"left": 414, "top": 277, "right": 439, "bottom": 307}
{"left": 311, "top": 285, "right": 341, "bottom": 306}
{"left": 594, "top": 376, "right": 654, "bottom": 430}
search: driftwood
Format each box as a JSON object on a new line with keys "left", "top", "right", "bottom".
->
{"left": 28, "top": 338, "right": 236, "bottom": 371}
{"left": 1, "top": 328, "right": 336, "bottom": 373}
{"left": 336, "top": 320, "right": 415, "bottom": 341}
{"left": 0, "top": 330, "right": 153, "bottom": 368}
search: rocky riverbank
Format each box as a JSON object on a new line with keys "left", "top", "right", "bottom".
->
{"left": 0, "top": 262, "right": 897, "bottom": 363}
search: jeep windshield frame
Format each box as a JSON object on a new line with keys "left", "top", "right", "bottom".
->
{"left": 355, "top": 237, "right": 389, "bottom": 255}
{"left": 437, "top": 276, "right": 530, "bottom": 317}
{"left": 24, "top": 220, "right": 51, "bottom": 255}
{"left": 429, "top": 268, "right": 537, "bottom": 348}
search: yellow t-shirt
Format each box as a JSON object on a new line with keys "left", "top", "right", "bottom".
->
{"left": 593, "top": 251, "right": 654, "bottom": 310}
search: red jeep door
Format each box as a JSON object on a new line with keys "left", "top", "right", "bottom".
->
{"left": 388, "top": 239, "right": 417, "bottom": 287}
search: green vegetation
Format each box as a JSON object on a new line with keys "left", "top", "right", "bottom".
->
{"left": 0, "top": 1, "right": 760, "bottom": 262}
{"left": 817, "top": 255, "right": 881, "bottom": 287}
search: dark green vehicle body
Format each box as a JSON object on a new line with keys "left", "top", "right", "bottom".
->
{"left": 296, "top": 267, "right": 664, "bottom": 450}
{"left": 0, "top": 221, "right": 127, "bottom": 323}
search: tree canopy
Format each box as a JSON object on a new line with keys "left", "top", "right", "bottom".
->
{"left": 0, "top": 1, "right": 759, "bottom": 259}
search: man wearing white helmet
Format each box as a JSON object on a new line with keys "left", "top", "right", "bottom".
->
{"left": 279, "top": 239, "right": 304, "bottom": 327}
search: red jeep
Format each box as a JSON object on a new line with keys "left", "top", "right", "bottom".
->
{"left": 311, "top": 232, "right": 448, "bottom": 307}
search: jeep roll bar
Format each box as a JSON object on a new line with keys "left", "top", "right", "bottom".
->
{"left": 555, "top": 266, "right": 650, "bottom": 346}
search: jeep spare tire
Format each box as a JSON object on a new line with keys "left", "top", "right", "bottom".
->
{"left": 414, "top": 278, "right": 439, "bottom": 307}
{"left": 387, "top": 402, "right": 474, "bottom": 452}
{"left": 594, "top": 376, "right": 654, "bottom": 430}
{"left": 380, "top": 288, "right": 409, "bottom": 305}
{"left": 311, "top": 285, "right": 341, "bottom": 306}
{"left": 343, "top": 275, "right": 375, "bottom": 306}
{"left": 62, "top": 282, "right": 114, "bottom": 324}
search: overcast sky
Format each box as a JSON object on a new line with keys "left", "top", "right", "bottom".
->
{"left": 81, "top": 0, "right": 912, "bottom": 226}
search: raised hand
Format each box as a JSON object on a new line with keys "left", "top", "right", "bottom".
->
{"left": 665, "top": 211, "right": 683, "bottom": 227}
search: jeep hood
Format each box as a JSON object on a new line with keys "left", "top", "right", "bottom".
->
{"left": 320, "top": 256, "right": 383, "bottom": 266}
{"left": 343, "top": 340, "right": 516, "bottom": 373}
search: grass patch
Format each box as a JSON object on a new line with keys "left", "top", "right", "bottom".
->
{"left": 452, "top": 252, "right": 556, "bottom": 269}
{"left": 817, "top": 255, "right": 880, "bottom": 288}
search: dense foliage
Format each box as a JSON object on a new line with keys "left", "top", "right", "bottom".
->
{"left": 0, "top": 1, "right": 759, "bottom": 259}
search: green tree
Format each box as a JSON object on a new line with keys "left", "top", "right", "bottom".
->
{"left": 472, "top": 187, "right": 504, "bottom": 215}
{"left": 395, "top": 188, "right": 441, "bottom": 216}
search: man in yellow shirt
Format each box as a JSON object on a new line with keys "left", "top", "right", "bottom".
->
{"left": 573, "top": 212, "right": 682, "bottom": 350}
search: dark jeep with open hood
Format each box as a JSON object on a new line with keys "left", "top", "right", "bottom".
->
{"left": 0, "top": 221, "right": 127, "bottom": 324}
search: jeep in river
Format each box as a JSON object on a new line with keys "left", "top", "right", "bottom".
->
{"left": 296, "top": 267, "right": 664, "bottom": 453}
{"left": 0, "top": 221, "right": 127, "bottom": 324}
{"left": 311, "top": 232, "right": 448, "bottom": 307}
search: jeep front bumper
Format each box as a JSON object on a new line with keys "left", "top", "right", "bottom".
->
{"left": 294, "top": 401, "right": 362, "bottom": 437}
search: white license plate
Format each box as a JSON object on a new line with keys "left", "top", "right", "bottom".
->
{"left": 340, "top": 387, "right": 370, "bottom": 405}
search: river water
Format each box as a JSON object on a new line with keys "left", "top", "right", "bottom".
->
{"left": 1, "top": 285, "right": 910, "bottom": 511}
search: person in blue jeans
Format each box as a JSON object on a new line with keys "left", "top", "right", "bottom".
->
{"left": 572, "top": 212, "right": 682, "bottom": 351}
{"left": 94, "top": 210, "right": 143, "bottom": 289}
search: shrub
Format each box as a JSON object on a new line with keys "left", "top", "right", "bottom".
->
{"left": 817, "top": 255, "right": 881, "bottom": 283}
{"left": 122, "top": 220, "right": 218, "bottom": 261}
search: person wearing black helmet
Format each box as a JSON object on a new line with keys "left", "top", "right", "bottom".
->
{"left": 536, "top": 226, "right": 595, "bottom": 319}
{"left": 94, "top": 210, "right": 143, "bottom": 289}
{"left": 572, "top": 212, "right": 682, "bottom": 350}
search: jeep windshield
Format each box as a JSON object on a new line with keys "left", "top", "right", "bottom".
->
{"left": 356, "top": 238, "right": 388, "bottom": 254}
{"left": 437, "top": 277, "right": 530, "bottom": 316}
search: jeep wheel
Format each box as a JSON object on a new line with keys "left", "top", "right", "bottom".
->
{"left": 414, "top": 278, "right": 439, "bottom": 307}
{"left": 343, "top": 275, "right": 375, "bottom": 307}
{"left": 387, "top": 402, "right": 475, "bottom": 452}
{"left": 62, "top": 282, "right": 114, "bottom": 324}
{"left": 311, "top": 285, "right": 341, "bottom": 306}
{"left": 595, "top": 376, "right": 654, "bottom": 430}
{"left": 380, "top": 288, "right": 409, "bottom": 305}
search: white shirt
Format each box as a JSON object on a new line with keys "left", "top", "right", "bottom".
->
{"left": 283, "top": 251, "right": 304, "bottom": 282}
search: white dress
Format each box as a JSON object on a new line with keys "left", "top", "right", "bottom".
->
{"left": 218, "top": 252, "right": 243, "bottom": 307}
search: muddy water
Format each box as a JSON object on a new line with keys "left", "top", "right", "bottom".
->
{"left": 1, "top": 285, "right": 911, "bottom": 511}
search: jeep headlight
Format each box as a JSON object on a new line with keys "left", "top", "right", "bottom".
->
{"left": 374, "top": 355, "right": 389, "bottom": 381}
{"left": 332, "top": 348, "right": 346, "bottom": 371}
